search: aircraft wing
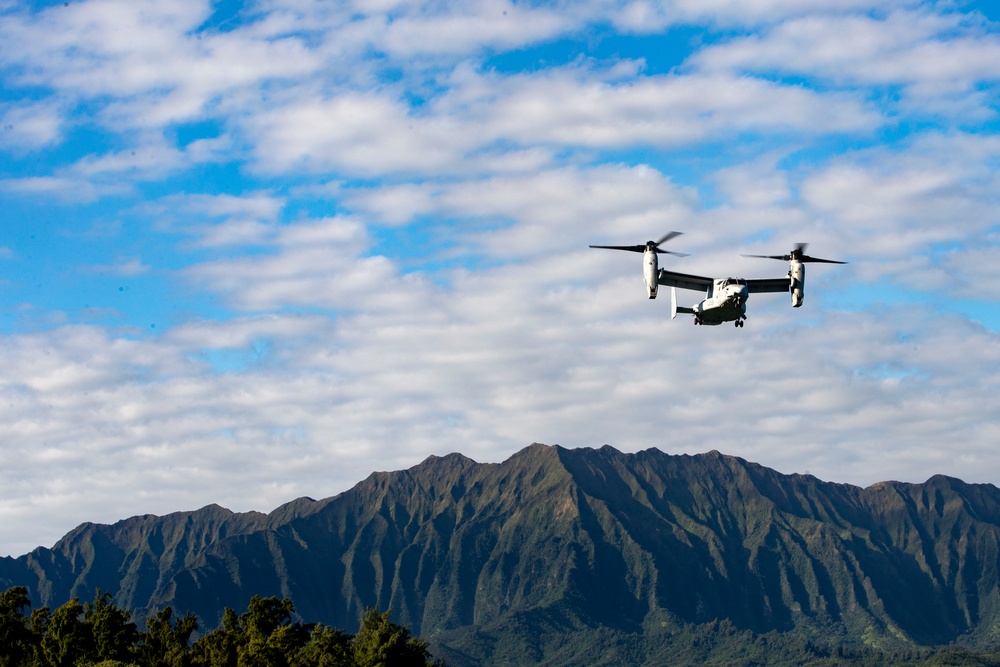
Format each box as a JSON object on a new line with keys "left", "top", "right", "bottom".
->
{"left": 657, "top": 270, "right": 714, "bottom": 292}
{"left": 747, "top": 277, "right": 791, "bottom": 293}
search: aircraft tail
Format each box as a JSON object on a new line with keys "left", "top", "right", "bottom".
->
{"left": 671, "top": 287, "right": 696, "bottom": 319}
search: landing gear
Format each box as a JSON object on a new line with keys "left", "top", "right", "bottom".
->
{"left": 734, "top": 319, "right": 745, "bottom": 328}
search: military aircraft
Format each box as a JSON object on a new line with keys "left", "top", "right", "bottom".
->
{"left": 590, "top": 234, "right": 846, "bottom": 328}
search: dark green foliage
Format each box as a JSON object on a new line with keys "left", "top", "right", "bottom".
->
{"left": 40, "top": 598, "right": 93, "bottom": 667}
{"left": 138, "top": 607, "right": 198, "bottom": 667}
{"left": 86, "top": 592, "right": 140, "bottom": 663}
{"left": 0, "top": 588, "right": 443, "bottom": 667}
{"left": 24, "top": 591, "right": 142, "bottom": 667}
{"left": 291, "top": 625, "right": 353, "bottom": 667}
{"left": 190, "top": 608, "right": 239, "bottom": 667}
{"left": 190, "top": 595, "right": 311, "bottom": 667}
{"left": 0, "top": 587, "right": 34, "bottom": 667}
{"left": 351, "top": 608, "right": 435, "bottom": 667}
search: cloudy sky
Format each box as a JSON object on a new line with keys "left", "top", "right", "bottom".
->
{"left": 1, "top": 0, "right": 999, "bottom": 557}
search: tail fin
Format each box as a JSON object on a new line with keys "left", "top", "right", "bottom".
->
{"left": 671, "top": 287, "right": 696, "bottom": 319}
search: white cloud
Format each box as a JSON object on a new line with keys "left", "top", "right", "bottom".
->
{"left": 797, "top": 132, "right": 1000, "bottom": 290}
{"left": 0, "top": 101, "right": 64, "bottom": 151}
{"left": 345, "top": 164, "right": 700, "bottom": 266}
{"left": 459, "top": 69, "right": 879, "bottom": 145}
{"left": 253, "top": 0, "right": 583, "bottom": 58}
{"left": 148, "top": 192, "right": 287, "bottom": 247}
{"left": 245, "top": 91, "right": 478, "bottom": 176}
{"left": 166, "top": 314, "right": 328, "bottom": 350}
{"left": 85, "top": 258, "right": 151, "bottom": 276}
{"left": 376, "top": 3, "right": 573, "bottom": 57}
{"left": 939, "top": 243, "right": 1000, "bottom": 300}
{"left": 0, "top": 0, "right": 319, "bottom": 130}
{"left": 0, "top": 129, "right": 236, "bottom": 200}
{"left": 179, "top": 216, "right": 437, "bottom": 312}
{"left": 170, "top": 192, "right": 286, "bottom": 220}
{"left": 0, "top": 0, "right": 210, "bottom": 94}
{"left": 243, "top": 63, "right": 880, "bottom": 178}
{"left": 667, "top": 0, "right": 909, "bottom": 26}
{"left": 690, "top": 9, "right": 1000, "bottom": 118}
{"left": 711, "top": 155, "right": 792, "bottom": 208}
{"left": 1, "top": 0, "right": 999, "bottom": 560}
{"left": 0, "top": 175, "right": 120, "bottom": 202}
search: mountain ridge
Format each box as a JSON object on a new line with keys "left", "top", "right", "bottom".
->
{"left": 4, "top": 443, "right": 1000, "bottom": 665}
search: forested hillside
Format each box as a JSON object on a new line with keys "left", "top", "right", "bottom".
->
{"left": 5, "top": 444, "right": 1000, "bottom": 666}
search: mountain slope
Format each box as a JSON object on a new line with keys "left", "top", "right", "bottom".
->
{"left": 4, "top": 444, "right": 1000, "bottom": 665}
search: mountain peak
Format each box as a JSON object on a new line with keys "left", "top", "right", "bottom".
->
{"left": 6, "top": 446, "right": 1000, "bottom": 665}
{"left": 415, "top": 451, "right": 478, "bottom": 471}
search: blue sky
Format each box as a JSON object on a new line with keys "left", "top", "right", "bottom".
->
{"left": 1, "top": 0, "right": 999, "bottom": 557}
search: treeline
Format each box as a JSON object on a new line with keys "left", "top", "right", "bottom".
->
{"left": 0, "top": 586, "right": 442, "bottom": 667}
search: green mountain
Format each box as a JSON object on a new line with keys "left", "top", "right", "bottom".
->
{"left": 4, "top": 444, "right": 1000, "bottom": 665}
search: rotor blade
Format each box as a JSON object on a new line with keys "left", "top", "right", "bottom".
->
{"left": 742, "top": 242, "right": 847, "bottom": 264}
{"left": 655, "top": 249, "right": 690, "bottom": 257}
{"left": 589, "top": 244, "right": 646, "bottom": 253}
{"left": 791, "top": 242, "right": 847, "bottom": 263}
{"left": 591, "top": 231, "right": 688, "bottom": 255}
{"left": 653, "top": 231, "right": 683, "bottom": 247}
{"left": 799, "top": 255, "right": 848, "bottom": 264}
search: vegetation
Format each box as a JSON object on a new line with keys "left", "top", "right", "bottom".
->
{"left": 7, "top": 586, "right": 1000, "bottom": 666}
{"left": 0, "top": 586, "right": 442, "bottom": 667}
{"left": 10, "top": 445, "right": 1000, "bottom": 664}
{"left": 636, "top": 620, "right": 1000, "bottom": 667}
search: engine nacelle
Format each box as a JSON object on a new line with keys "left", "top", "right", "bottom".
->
{"left": 790, "top": 260, "right": 804, "bottom": 307}
{"left": 644, "top": 248, "right": 659, "bottom": 299}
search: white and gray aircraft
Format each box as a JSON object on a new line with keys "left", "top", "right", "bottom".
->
{"left": 590, "top": 233, "right": 846, "bottom": 328}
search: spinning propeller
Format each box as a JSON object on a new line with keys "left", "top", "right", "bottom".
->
{"left": 741, "top": 243, "right": 846, "bottom": 264}
{"left": 589, "top": 231, "right": 689, "bottom": 256}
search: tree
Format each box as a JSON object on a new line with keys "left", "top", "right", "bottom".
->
{"left": 38, "top": 598, "right": 92, "bottom": 667}
{"left": 291, "top": 625, "right": 353, "bottom": 667}
{"left": 236, "top": 596, "right": 309, "bottom": 667}
{"left": 191, "top": 597, "right": 310, "bottom": 667}
{"left": 0, "top": 586, "right": 35, "bottom": 667}
{"left": 351, "top": 608, "right": 434, "bottom": 667}
{"left": 191, "top": 608, "right": 242, "bottom": 667}
{"left": 85, "top": 591, "right": 140, "bottom": 663}
{"left": 138, "top": 607, "right": 198, "bottom": 667}
{"left": 28, "top": 605, "right": 52, "bottom": 666}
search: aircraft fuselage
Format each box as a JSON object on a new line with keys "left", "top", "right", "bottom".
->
{"left": 692, "top": 279, "right": 748, "bottom": 325}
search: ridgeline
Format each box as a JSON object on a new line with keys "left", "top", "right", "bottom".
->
{"left": 4, "top": 444, "right": 1000, "bottom": 666}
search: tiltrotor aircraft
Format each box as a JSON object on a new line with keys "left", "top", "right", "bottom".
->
{"left": 590, "top": 232, "right": 846, "bottom": 327}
